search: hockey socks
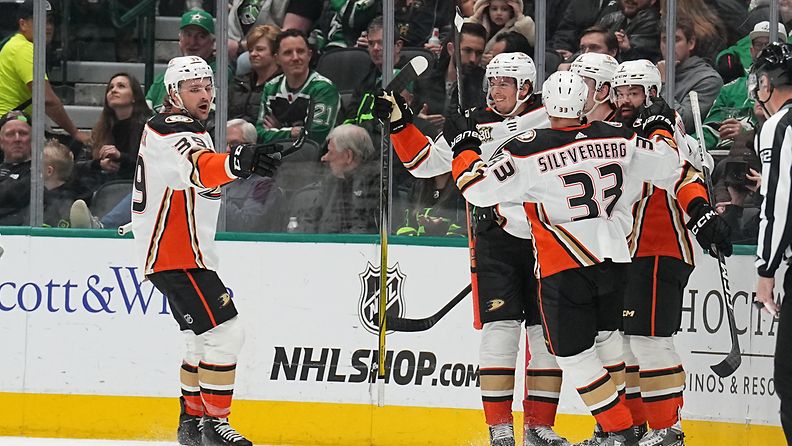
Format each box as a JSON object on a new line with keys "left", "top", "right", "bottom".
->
{"left": 555, "top": 344, "right": 633, "bottom": 432}
{"left": 480, "top": 321, "right": 521, "bottom": 426}
{"left": 622, "top": 338, "right": 648, "bottom": 426}
{"left": 181, "top": 362, "right": 204, "bottom": 417}
{"left": 199, "top": 361, "right": 237, "bottom": 419}
{"left": 524, "top": 325, "right": 562, "bottom": 427}
{"left": 630, "top": 336, "right": 685, "bottom": 429}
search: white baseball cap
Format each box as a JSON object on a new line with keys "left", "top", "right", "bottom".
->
{"left": 749, "top": 21, "right": 787, "bottom": 42}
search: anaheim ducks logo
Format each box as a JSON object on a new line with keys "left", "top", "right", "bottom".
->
{"left": 486, "top": 298, "right": 506, "bottom": 312}
{"left": 515, "top": 129, "right": 536, "bottom": 142}
{"left": 218, "top": 293, "right": 231, "bottom": 308}
{"left": 165, "top": 115, "right": 194, "bottom": 124}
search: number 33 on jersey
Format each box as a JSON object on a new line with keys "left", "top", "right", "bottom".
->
{"left": 452, "top": 121, "right": 705, "bottom": 278}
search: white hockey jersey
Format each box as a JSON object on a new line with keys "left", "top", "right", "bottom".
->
{"left": 131, "top": 113, "right": 237, "bottom": 275}
{"left": 390, "top": 99, "right": 550, "bottom": 239}
{"left": 452, "top": 121, "right": 703, "bottom": 278}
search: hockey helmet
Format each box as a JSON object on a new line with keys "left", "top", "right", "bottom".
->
{"left": 570, "top": 53, "right": 619, "bottom": 92}
{"left": 542, "top": 71, "right": 588, "bottom": 119}
{"left": 748, "top": 42, "right": 792, "bottom": 101}
{"left": 164, "top": 55, "right": 215, "bottom": 111}
{"left": 611, "top": 60, "right": 661, "bottom": 106}
{"left": 485, "top": 52, "right": 537, "bottom": 116}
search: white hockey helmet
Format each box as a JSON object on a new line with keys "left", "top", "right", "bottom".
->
{"left": 485, "top": 52, "right": 537, "bottom": 116}
{"left": 611, "top": 60, "right": 661, "bottom": 106}
{"left": 164, "top": 55, "right": 215, "bottom": 111}
{"left": 542, "top": 71, "right": 588, "bottom": 119}
{"left": 570, "top": 53, "right": 619, "bottom": 92}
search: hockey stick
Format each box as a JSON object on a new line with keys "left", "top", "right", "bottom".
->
{"left": 451, "top": 8, "right": 483, "bottom": 329}
{"left": 386, "top": 55, "right": 429, "bottom": 94}
{"left": 690, "top": 91, "right": 742, "bottom": 377}
{"left": 385, "top": 283, "right": 472, "bottom": 332}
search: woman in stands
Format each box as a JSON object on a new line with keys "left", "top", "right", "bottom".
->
{"left": 75, "top": 72, "right": 152, "bottom": 192}
{"left": 229, "top": 24, "right": 282, "bottom": 124}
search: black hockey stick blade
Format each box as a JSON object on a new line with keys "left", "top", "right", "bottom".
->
{"left": 385, "top": 55, "right": 429, "bottom": 94}
{"left": 711, "top": 345, "right": 742, "bottom": 377}
{"left": 385, "top": 284, "right": 472, "bottom": 332}
{"left": 710, "top": 254, "right": 742, "bottom": 377}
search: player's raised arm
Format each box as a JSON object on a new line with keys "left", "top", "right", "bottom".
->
{"left": 632, "top": 96, "right": 732, "bottom": 256}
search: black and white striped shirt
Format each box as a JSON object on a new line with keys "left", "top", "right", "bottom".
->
{"left": 756, "top": 100, "right": 792, "bottom": 277}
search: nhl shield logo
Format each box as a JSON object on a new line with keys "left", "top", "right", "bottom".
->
{"left": 358, "top": 262, "right": 406, "bottom": 334}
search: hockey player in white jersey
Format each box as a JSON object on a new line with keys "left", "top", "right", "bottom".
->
{"left": 569, "top": 53, "right": 619, "bottom": 123}
{"left": 608, "top": 60, "right": 730, "bottom": 446}
{"left": 448, "top": 71, "right": 731, "bottom": 446}
{"left": 131, "top": 55, "right": 280, "bottom": 446}
{"left": 376, "top": 53, "right": 570, "bottom": 446}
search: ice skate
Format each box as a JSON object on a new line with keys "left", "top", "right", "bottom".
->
{"left": 600, "top": 427, "right": 640, "bottom": 446}
{"left": 575, "top": 424, "right": 607, "bottom": 446}
{"left": 177, "top": 397, "right": 202, "bottom": 446}
{"left": 524, "top": 425, "right": 571, "bottom": 445}
{"left": 489, "top": 423, "right": 516, "bottom": 446}
{"left": 638, "top": 422, "right": 684, "bottom": 446}
{"left": 202, "top": 416, "right": 252, "bottom": 446}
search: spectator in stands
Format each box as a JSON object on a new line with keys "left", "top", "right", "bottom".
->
{"left": 598, "top": 0, "right": 661, "bottom": 61}
{"left": 224, "top": 119, "right": 282, "bottom": 233}
{"left": 256, "top": 29, "right": 340, "bottom": 145}
{"left": 660, "top": 0, "right": 727, "bottom": 63}
{"left": 411, "top": 22, "right": 487, "bottom": 135}
{"left": 0, "top": 111, "right": 31, "bottom": 225}
{"left": 75, "top": 73, "right": 152, "bottom": 193}
{"left": 703, "top": 21, "right": 786, "bottom": 151}
{"left": 288, "top": 124, "right": 378, "bottom": 234}
{"left": 657, "top": 15, "right": 723, "bottom": 133}
{"left": 229, "top": 24, "right": 281, "bottom": 123}
{"left": 42, "top": 139, "right": 78, "bottom": 228}
{"left": 556, "top": 25, "right": 619, "bottom": 70}
{"left": 0, "top": 1, "right": 89, "bottom": 146}
{"left": 345, "top": 17, "right": 409, "bottom": 130}
{"left": 548, "top": 0, "right": 620, "bottom": 61}
{"left": 467, "top": 0, "right": 535, "bottom": 54}
{"left": 711, "top": 101, "right": 765, "bottom": 244}
{"left": 228, "top": 0, "right": 289, "bottom": 60}
{"left": 146, "top": 10, "right": 232, "bottom": 114}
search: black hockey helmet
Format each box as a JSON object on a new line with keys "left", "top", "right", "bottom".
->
{"left": 748, "top": 42, "right": 792, "bottom": 100}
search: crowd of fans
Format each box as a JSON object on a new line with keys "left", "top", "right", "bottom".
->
{"left": 0, "top": 0, "right": 785, "bottom": 244}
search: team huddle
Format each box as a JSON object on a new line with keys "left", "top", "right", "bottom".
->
{"left": 376, "top": 51, "right": 732, "bottom": 446}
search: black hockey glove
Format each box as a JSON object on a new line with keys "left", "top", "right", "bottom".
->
{"left": 444, "top": 110, "right": 482, "bottom": 157}
{"left": 637, "top": 95, "right": 675, "bottom": 137}
{"left": 228, "top": 143, "right": 257, "bottom": 178}
{"left": 252, "top": 143, "right": 284, "bottom": 178}
{"left": 373, "top": 89, "right": 413, "bottom": 133}
{"left": 686, "top": 197, "right": 733, "bottom": 257}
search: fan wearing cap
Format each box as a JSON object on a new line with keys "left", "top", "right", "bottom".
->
{"left": 751, "top": 42, "right": 792, "bottom": 443}
{"left": 0, "top": 0, "right": 89, "bottom": 146}
{"left": 703, "top": 21, "right": 789, "bottom": 151}
{"left": 145, "top": 9, "right": 232, "bottom": 115}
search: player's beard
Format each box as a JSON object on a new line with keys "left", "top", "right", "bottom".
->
{"left": 617, "top": 103, "right": 639, "bottom": 127}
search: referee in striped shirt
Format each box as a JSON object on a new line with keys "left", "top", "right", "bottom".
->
{"left": 751, "top": 42, "right": 792, "bottom": 443}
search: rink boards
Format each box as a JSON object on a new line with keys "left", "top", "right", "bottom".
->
{"left": 0, "top": 231, "right": 786, "bottom": 445}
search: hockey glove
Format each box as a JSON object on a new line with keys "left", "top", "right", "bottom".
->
{"left": 229, "top": 144, "right": 257, "bottom": 178}
{"left": 686, "top": 197, "right": 733, "bottom": 257}
{"left": 638, "top": 95, "right": 675, "bottom": 137}
{"left": 252, "top": 143, "right": 284, "bottom": 178}
{"left": 444, "top": 110, "right": 482, "bottom": 157}
{"left": 373, "top": 89, "right": 413, "bottom": 133}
